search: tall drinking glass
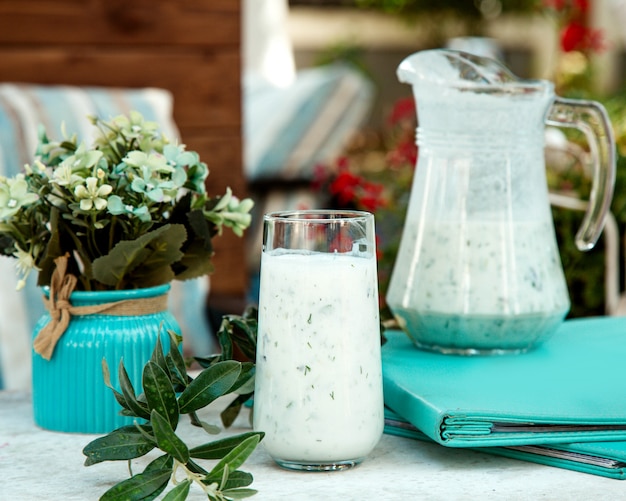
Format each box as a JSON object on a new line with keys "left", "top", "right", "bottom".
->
{"left": 253, "top": 210, "right": 383, "bottom": 471}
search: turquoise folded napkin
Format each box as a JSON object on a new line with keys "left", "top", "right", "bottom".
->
{"left": 384, "top": 407, "right": 626, "bottom": 480}
{"left": 382, "top": 316, "right": 626, "bottom": 447}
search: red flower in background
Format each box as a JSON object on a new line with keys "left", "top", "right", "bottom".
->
{"left": 313, "top": 156, "right": 387, "bottom": 213}
{"left": 385, "top": 96, "right": 418, "bottom": 168}
{"left": 329, "top": 168, "right": 360, "bottom": 206}
{"left": 387, "top": 139, "right": 417, "bottom": 168}
{"left": 560, "top": 21, "right": 606, "bottom": 52}
{"left": 575, "top": 0, "right": 589, "bottom": 11}
{"left": 357, "top": 182, "right": 387, "bottom": 212}
{"left": 543, "top": 0, "right": 607, "bottom": 54}
{"left": 560, "top": 21, "right": 587, "bottom": 51}
{"left": 387, "top": 97, "right": 416, "bottom": 126}
{"left": 329, "top": 163, "right": 387, "bottom": 212}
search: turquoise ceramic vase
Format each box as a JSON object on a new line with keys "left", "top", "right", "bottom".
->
{"left": 31, "top": 284, "right": 181, "bottom": 434}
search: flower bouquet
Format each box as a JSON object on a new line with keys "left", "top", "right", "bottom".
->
{"left": 0, "top": 111, "right": 253, "bottom": 433}
{"left": 0, "top": 110, "right": 252, "bottom": 292}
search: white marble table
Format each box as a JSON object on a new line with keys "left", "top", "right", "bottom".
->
{"left": 2, "top": 390, "right": 625, "bottom": 500}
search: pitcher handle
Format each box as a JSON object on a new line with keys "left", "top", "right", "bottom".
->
{"left": 546, "top": 97, "right": 616, "bottom": 251}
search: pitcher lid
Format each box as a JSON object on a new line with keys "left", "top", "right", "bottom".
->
{"left": 398, "top": 49, "right": 552, "bottom": 94}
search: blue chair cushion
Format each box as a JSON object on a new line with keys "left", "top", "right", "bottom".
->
{"left": 243, "top": 64, "right": 374, "bottom": 182}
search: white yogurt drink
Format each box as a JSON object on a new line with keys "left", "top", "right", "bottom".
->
{"left": 387, "top": 219, "right": 570, "bottom": 353}
{"left": 254, "top": 248, "right": 383, "bottom": 471}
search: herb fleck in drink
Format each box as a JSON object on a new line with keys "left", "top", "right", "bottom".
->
{"left": 254, "top": 211, "right": 383, "bottom": 471}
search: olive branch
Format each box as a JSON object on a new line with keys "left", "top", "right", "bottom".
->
{"left": 83, "top": 328, "right": 262, "bottom": 501}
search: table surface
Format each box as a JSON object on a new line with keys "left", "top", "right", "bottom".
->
{"left": 2, "top": 390, "right": 625, "bottom": 500}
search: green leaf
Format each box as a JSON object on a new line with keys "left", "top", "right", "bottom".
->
{"left": 134, "top": 421, "right": 159, "bottom": 445}
{"left": 229, "top": 322, "right": 258, "bottom": 362}
{"left": 118, "top": 361, "right": 150, "bottom": 420}
{"left": 130, "top": 225, "right": 188, "bottom": 286}
{"left": 228, "top": 363, "right": 255, "bottom": 394}
{"left": 187, "top": 208, "right": 218, "bottom": 248}
{"left": 54, "top": 218, "right": 96, "bottom": 282}
{"left": 100, "top": 468, "right": 171, "bottom": 501}
{"left": 120, "top": 408, "right": 140, "bottom": 417}
{"left": 92, "top": 224, "right": 185, "bottom": 288}
{"left": 173, "top": 238, "right": 215, "bottom": 281}
{"left": 101, "top": 358, "right": 129, "bottom": 412}
{"left": 150, "top": 335, "right": 169, "bottom": 374}
{"left": 192, "top": 354, "right": 220, "bottom": 369}
{"left": 214, "top": 319, "right": 234, "bottom": 361}
{"left": 143, "top": 361, "right": 179, "bottom": 429}
{"left": 220, "top": 394, "right": 253, "bottom": 429}
{"left": 166, "top": 330, "right": 189, "bottom": 390}
{"left": 214, "top": 309, "right": 258, "bottom": 363}
{"left": 186, "top": 458, "right": 209, "bottom": 475}
{"left": 219, "top": 464, "right": 230, "bottom": 492}
{"left": 205, "top": 434, "right": 262, "bottom": 485}
{"left": 189, "top": 412, "right": 221, "bottom": 434}
{"left": 167, "top": 191, "right": 193, "bottom": 223}
{"left": 162, "top": 480, "right": 191, "bottom": 501}
{"left": 198, "top": 421, "right": 222, "bottom": 435}
{"left": 166, "top": 356, "right": 189, "bottom": 392}
{"left": 195, "top": 310, "right": 258, "bottom": 428}
{"left": 221, "top": 488, "right": 259, "bottom": 499}
{"left": 151, "top": 409, "right": 189, "bottom": 464}
{"left": 83, "top": 425, "right": 155, "bottom": 466}
{"left": 189, "top": 431, "right": 264, "bottom": 460}
{"left": 178, "top": 361, "right": 241, "bottom": 414}
{"left": 179, "top": 208, "right": 218, "bottom": 275}
{"left": 36, "top": 207, "right": 64, "bottom": 287}
{"left": 167, "top": 330, "right": 187, "bottom": 372}
{"left": 219, "top": 470, "right": 254, "bottom": 490}
{"left": 144, "top": 454, "right": 174, "bottom": 473}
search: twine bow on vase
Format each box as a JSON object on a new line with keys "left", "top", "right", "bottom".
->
{"left": 33, "top": 254, "right": 168, "bottom": 361}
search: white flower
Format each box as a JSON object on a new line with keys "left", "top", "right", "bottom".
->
{"left": 74, "top": 177, "right": 113, "bottom": 211}
{"left": 0, "top": 175, "right": 39, "bottom": 220}
{"left": 124, "top": 151, "right": 173, "bottom": 174}
{"left": 13, "top": 245, "right": 40, "bottom": 290}
{"left": 205, "top": 188, "right": 254, "bottom": 237}
{"left": 52, "top": 161, "right": 84, "bottom": 188}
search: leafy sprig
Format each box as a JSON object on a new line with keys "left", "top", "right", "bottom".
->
{"left": 83, "top": 331, "right": 263, "bottom": 501}
{"left": 196, "top": 306, "right": 258, "bottom": 428}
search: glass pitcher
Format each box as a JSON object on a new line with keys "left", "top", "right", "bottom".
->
{"left": 386, "top": 49, "right": 615, "bottom": 355}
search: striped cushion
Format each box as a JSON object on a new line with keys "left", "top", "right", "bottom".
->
{"left": 0, "top": 84, "right": 213, "bottom": 390}
{"left": 0, "top": 85, "right": 179, "bottom": 177}
{"left": 244, "top": 64, "right": 374, "bottom": 182}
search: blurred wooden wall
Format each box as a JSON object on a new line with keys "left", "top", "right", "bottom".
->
{"left": 0, "top": 0, "right": 248, "bottom": 309}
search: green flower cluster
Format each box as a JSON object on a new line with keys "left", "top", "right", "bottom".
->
{"left": 0, "top": 111, "right": 253, "bottom": 291}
